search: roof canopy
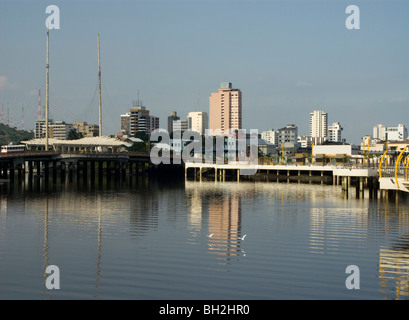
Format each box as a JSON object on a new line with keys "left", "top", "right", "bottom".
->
{"left": 22, "top": 136, "right": 126, "bottom": 147}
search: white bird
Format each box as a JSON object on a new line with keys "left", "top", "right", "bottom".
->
{"left": 207, "top": 234, "right": 214, "bottom": 238}
{"left": 239, "top": 234, "right": 247, "bottom": 240}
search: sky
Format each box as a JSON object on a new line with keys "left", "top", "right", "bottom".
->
{"left": 0, "top": 0, "right": 408, "bottom": 144}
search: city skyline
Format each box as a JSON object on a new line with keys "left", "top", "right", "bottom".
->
{"left": 1, "top": 0, "right": 408, "bottom": 144}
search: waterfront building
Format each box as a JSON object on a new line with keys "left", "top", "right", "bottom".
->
{"left": 298, "top": 135, "right": 312, "bottom": 149}
{"left": 121, "top": 104, "right": 159, "bottom": 136}
{"left": 312, "top": 144, "right": 358, "bottom": 157}
{"left": 276, "top": 124, "right": 298, "bottom": 146}
{"left": 261, "top": 129, "right": 277, "bottom": 146}
{"left": 167, "top": 111, "right": 180, "bottom": 134}
{"left": 328, "top": 122, "right": 343, "bottom": 143}
{"left": 309, "top": 110, "right": 328, "bottom": 145}
{"left": 187, "top": 111, "right": 208, "bottom": 135}
{"left": 34, "top": 118, "right": 52, "bottom": 139}
{"left": 172, "top": 119, "right": 188, "bottom": 135}
{"left": 72, "top": 121, "right": 99, "bottom": 137}
{"left": 209, "top": 82, "right": 242, "bottom": 135}
{"left": 120, "top": 113, "right": 131, "bottom": 135}
{"left": 47, "top": 121, "right": 73, "bottom": 140}
{"left": 373, "top": 124, "right": 386, "bottom": 141}
{"left": 34, "top": 118, "right": 73, "bottom": 140}
{"left": 386, "top": 124, "right": 407, "bottom": 141}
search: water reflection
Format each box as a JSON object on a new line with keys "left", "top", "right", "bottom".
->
{"left": 185, "top": 182, "right": 248, "bottom": 264}
{"left": 379, "top": 246, "right": 409, "bottom": 299}
{"left": 2, "top": 176, "right": 409, "bottom": 299}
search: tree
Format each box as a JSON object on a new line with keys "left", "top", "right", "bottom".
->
{"left": 67, "top": 129, "right": 83, "bottom": 140}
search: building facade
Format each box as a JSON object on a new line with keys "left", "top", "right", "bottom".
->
{"left": 209, "top": 82, "right": 242, "bottom": 135}
{"left": 373, "top": 124, "right": 386, "bottom": 141}
{"left": 276, "top": 124, "right": 298, "bottom": 146}
{"left": 386, "top": 124, "right": 407, "bottom": 141}
{"left": 34, "top": 119, "right": 72, "bottom": 140}
{"left": 167, "top": 111, "right": 180, "bottom": 134}
{"left": 309, "top": 110, "right": 328, "bottom": 145}
{"left": 328, "top": 122, "right": 343, "bottom": 142}
{"left": 261, "top": 129, "right": 277, "bottom": 146}
{"left": 121, "top": 105, "right": 159, "bottom": 136}
{"left": 72, "top": 121, "right": 99, "bottom": 137}
{"left": 187, "top": 111, "right": 208, "bottom": 135}
{"left": 172, "top": 119, "right": 188, "bottom": 135}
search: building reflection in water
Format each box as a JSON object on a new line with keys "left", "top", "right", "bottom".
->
{"left": 379, "top": 246, "right": 409, "bottom": 299}
{"left": 378, "top": 200, "right": 409, "bottom": 299}
{"left": 185, "top": 182, "right": 248, "bottom": 264}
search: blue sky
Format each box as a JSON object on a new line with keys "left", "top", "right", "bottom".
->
{"left": 0, "top": 0, "right": 408, "bottom": 144}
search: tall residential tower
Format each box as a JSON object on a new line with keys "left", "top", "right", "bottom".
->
{"left": 209, "top": 82, "right": 242, "bottom": 135}
{"left": 309, "top": 110, "right": 328, "bottom": 145}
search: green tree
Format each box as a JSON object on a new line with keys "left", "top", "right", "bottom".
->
{"left": 67, "top": 129, "right": 83, "bottom": 140}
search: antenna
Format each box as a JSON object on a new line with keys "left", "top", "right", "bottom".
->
{"left": 98, "top": 33, "right": 102, "bottom": 136}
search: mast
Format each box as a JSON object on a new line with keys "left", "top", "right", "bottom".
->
{"left": 45, "top": 28, "right": 49, "bottom": 150}
{"left": 98, "top": 34, "right": 102, "bottom": 136}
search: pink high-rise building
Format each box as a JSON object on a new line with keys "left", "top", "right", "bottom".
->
{"left": 209, "top": 82, "right": 242, "bottom": 135}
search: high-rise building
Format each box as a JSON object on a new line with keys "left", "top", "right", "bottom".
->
{"left": 120, "top": 113, "right": 131, "bottom": 135}
{"left": 309, "top": 110, "right": 328, "bottom": 145}
{"left": 172, "top": 119, "right": 188, "bottom": 135}
{"left": 187, "top": 111, "right": 208, "bottom": 135}
{"left": 373, "top": 124, "right": 386, "bottom": 141}
{"left": 168, "top": 111, "right": 180, "bottom": 134}
{"left": 209, "top": 82, "right": 242, "bottom": 135}
{"left": 328, "top": 122, "right": 343, "bottom": 142}
{"left": 121, "top": 104, "right": 159, "bottom": 136}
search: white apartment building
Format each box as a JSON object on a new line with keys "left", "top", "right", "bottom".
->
{"left": 373, "top": 124, "right": 386, "bottom": 141}
{"left": 34, "top": 119, "right": 72, "bottom": 140}
{"left": 261, "top": 129, "right": 277, "bottom": 146}
{"left": 328, "top": 122, "right": 343, "bottom": 142}
{"left": 187, "top": 111, "right": 208, "bottom": 135}
{"left": 386, "top": 124, "right": 407, "bottom": 141}
{"left": 298, "top": 135, "right": 312, "bottom": 149}
{"left": 373, "top": 123, "right": 407, "bottom": 141}
{"left": 309, "top": 110, "right": 328, "bottom": 145}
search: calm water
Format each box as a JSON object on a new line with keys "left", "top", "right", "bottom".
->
{"left": 1, "top": 176, "right": 409, "bottom": 300}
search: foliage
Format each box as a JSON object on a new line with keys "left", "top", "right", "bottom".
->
{"left": 0, "top": 123, "right": 33, "bottom": 146}
{"left": 67, "top": 129, "right": 83, "bottom": 140}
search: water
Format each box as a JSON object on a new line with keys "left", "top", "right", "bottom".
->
{"left": 1, "top": 176, "right": 409, "bottom": 300}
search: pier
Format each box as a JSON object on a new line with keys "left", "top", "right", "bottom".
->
{"left": 0, "top": 151, "right": 183, "bottom": 187}
{"left": 184, "top": 161, "right": 409, "bottom": 200}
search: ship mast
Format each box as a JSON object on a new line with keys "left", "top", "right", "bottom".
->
{"left": 98, "top": 34, "right": 102, "bottom": 136}
{"left": 45, "top": 28, "right": 50, "bottom": 150}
